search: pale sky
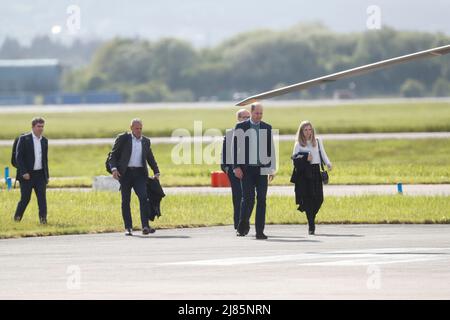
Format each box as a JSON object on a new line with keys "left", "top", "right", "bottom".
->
{"left": 1, "top": 0, "right": 449, "bottom": 46}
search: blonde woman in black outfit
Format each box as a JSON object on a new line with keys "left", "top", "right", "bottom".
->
{"left": 291, "top": 121, "right": 332, "bottom": 235}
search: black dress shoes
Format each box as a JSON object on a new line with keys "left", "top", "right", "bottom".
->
{"left": 308, "top": 230, "right": 315, "bottom": 235}
{"left": 236, "top": 222, "right": 250, "bottom": 236}
{"left": 39, "top": 217, "right": 47, "bottom": 225}
{"left": 125, "top": 228, "right": 133, "bottom": 236}
{"left": 142, "top": 227, "right": 156, "bottom": 235}
{"left": 236, "top": 225, "right": 250, "bottom": 237}
{"left": 256, "top": 233, "right": 268, "bottom": 240}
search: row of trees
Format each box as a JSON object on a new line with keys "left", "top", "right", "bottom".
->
{"left": 0, "top": 36, "right": 101, "bottom": 68}
{"left": 61, "top": 23, "right": 450, "bottom": 101}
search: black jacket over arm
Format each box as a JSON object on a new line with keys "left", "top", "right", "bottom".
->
{"left": 16, "top": 133, "right": 49, "bottom": 183}
{"left": 147, "top": 177, "right": 166, "bottom": 221}
{"left": 109, "top": 132, "right": 159, "bottom": 178}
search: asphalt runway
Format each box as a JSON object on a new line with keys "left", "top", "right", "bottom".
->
{"left": 1, "top": 132, "right": 450, "bottom": 147}
{"left": 0, "top": 224, "right": 449, "bottom": 299}
{"left": 162, "top": 184, "right": 450, "bottom": 196}
{"left": 1, "top": 97, "right": 449, "bottom": 114}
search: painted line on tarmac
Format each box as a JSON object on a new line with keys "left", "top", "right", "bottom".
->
{"left": 160, "top": 247, "right": 450, "bottom": 267}
{"left": 298, "top": 256, "right": 445, "bottom": 266}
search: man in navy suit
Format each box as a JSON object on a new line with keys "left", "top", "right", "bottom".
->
{"left": 232, "top": 103, "right": 276, "bottom": 240}
{"left": 221, "top": 109, "right": 250, "bottom": 230}
{"left": 14, "top": 117, "right": 49, "bottom": 224}
{"left": 109, "top": 119, "right": 160, "bottom": 236}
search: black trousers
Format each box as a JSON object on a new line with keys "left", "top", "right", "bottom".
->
{"left": 119, "top": 167, "right": 150, "bottom": 230}
{"left": 238, "top": 166, "right": 268, "bottom": 235}
{"left": 14, "top": 170, "right": 47, "bottom": 220}
{"left": 227, "top": 168, "right": 242, "bottom": 230}
{"left": 303, "top": 165, "right": 324, "bottom": 232}
{"left": 303, "top": 197, "right": 323, "bottom": 232}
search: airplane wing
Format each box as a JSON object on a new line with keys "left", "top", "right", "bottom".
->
{"left": 236, "top": 44, "right": 450, "bottom": 106}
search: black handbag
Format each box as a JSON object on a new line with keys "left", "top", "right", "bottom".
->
{"left": 317, "top": 139, "right": 329, "bottom": 185}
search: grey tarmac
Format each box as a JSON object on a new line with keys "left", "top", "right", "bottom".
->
{"left": 0, "top": 224, "right": 449, "bottom": 299}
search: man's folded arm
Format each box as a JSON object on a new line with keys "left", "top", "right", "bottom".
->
{"left": 16, "top": 137, "right": 28, "bottom": 176}
{"left": 110, "top": 134, "right": 123, "bottom": 172}
{"left": 231, "top": 124, "right": 242, "bottom": 171}
{"left": 147, "top": 142, "right": 160, "bottom": 175}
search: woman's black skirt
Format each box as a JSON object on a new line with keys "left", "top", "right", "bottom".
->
{"left": 309, "top": 164, "right": 324, "bottom": 197}
{"left": 296, "top": 164, "right": 324, "bottom": 215}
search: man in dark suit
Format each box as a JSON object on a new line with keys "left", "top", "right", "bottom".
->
{"left": 14, "top": 117, "right": 49, "bottom": 224}
{"left": 221, "top": 109, "right": 250, "bottom": 230}
{"left": 109, "top": 118, "right": 160, "bottom": 236}
{"left": 232, "top": 103, "right": 276, "bottom": 240}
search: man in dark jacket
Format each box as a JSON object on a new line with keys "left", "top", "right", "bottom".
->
{"left": 232, "top": 103, "right": 276, "bottom": 240}
{"left": 109, "top": 118, "right": 160, "bottom": 236}
{"left": 14, "top": 117, "right": 49, "bottom": 224}
{"left": 221, "top": 109, "right": 250, "bottom": 230}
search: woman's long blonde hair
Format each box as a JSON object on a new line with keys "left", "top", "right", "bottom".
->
{"left": 296, "top": 120, "right": 317, "bottom": 147}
